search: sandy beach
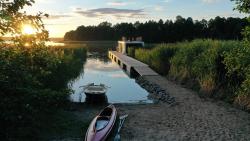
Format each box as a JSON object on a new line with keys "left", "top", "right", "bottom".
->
{"left": 115, "top": 76, "right": 250, "bottom": 141}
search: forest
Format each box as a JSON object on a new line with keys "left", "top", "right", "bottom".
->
{"left": 64, "top": 16, "right": 248, "bottom": 43}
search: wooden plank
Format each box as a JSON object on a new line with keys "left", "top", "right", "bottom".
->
{"left": 110, "top": 51, "right": 147, "bottom": 67}
{"left": 109, "top": 51, "right": 159, "bottom": 76}
{"left": 134, "top": 66, "right": 159, "bottom": 76}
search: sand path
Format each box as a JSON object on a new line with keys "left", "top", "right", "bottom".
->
{"left": 117, "top": 76, "right": 250, "bottom": 141}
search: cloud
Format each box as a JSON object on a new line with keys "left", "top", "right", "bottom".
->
{"left": 45, "top": 14, "right": 73, "bottom": 20}
{"left": 107, "top": 1, "right": 128, "bottom": 6}
{"left": 202, "top": 0, "right": 220, "bottom": 4}
{"left": 74, "top": 8, "right": 146, "bottom": 19}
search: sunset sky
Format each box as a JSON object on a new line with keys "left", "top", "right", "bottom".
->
{"left": 24, "top": 0, "right": 247, "bottom": 37}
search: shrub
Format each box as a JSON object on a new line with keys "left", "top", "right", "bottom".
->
{"left": 191, "top": 40, "right": 242, "bottom": 98}
{"left": 169, "top": 40, "right": 210, "bottom": 81}
{"left": 223, "top": 44, "right": 250, "bottom": 110}
{"left": 135, "top": 44, "right": 177, "bottom": 75}
{"left": 127, "top": 47, "right": 135, "bottom": 58}
{"left": 0, "top": 45, "right": 87, "bottom": 140}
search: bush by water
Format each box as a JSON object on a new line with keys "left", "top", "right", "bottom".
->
{"left": 0, "top": 44, "right": 87, "bottom": 140}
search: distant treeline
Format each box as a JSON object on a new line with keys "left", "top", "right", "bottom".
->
{"left": 64, "top": 16, "right": 248, "bottom": 43}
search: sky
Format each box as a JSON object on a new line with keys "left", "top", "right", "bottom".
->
{"left": 24, "top": 0, "right": 247, "bottom": 37}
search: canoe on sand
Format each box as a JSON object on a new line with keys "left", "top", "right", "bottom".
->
{"left": 85, "top": 105, "right": 117, "bottom": 141}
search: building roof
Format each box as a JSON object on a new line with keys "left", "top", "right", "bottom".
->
{"left": 118, "top": 41, "right": 144, "bottom": 44}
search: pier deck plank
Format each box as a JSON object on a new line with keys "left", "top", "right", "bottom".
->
{"left": 109, "top": 51, "right": 158, "bottom": 76}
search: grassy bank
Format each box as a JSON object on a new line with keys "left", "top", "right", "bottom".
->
{"left": 37, "top": 103, "right": 104, "bottom": 141}
{"left": 135, "top": 39, "right": 250, "bottom": 111}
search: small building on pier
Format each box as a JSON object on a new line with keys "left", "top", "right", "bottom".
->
{"left": 117, "top": 37, "right": 145, "bottom": 55}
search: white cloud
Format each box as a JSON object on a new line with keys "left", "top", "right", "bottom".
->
{"left": 74, "top": 8, "right": 146, "bottom": 19}
{"left": 46, "top": 14, "right": 73, "bottom": 20}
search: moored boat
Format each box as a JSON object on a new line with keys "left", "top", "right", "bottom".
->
{"left": 82, "top": 83, "right": 108, "bottom": 96}
{"left": 85, "top": 105, "right": 117, "bottom": 141}
{"left": 81, "top": 83, "right": 109, "bottom": 103}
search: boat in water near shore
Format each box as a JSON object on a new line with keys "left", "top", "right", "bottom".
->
{"left": 81, "top": 83, "right": 109, "bottom": 103}
{"left": 82, "top": 83, "right": 108, "bottom": 95}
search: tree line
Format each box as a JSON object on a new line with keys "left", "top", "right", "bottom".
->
{"left": 64, "top": 16, "right": 248, "bottom": 43}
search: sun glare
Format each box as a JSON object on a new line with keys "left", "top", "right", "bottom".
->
{"left": 22, "top": 24, "right": 36, "bottom": 35}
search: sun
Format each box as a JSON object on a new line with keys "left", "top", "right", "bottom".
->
{"left": 22, "top": 24, "right": 36, "bottom": 35}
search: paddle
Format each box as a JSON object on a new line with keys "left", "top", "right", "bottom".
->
{"left": 114, "top": 114, "right": 128, "bottom": 141}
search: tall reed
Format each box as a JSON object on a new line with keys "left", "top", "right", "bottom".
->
{"left": 135, "top": 39, "right": 250, "bottom": 111}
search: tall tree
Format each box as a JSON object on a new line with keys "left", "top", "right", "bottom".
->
{"left": 231, "top": 0, "right": 250, "bottom": 41}
{"left": 0, "top": 0, "right": 48, "bottom": 46}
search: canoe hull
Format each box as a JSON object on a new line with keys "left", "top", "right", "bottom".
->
{"left": 85, "top": 105, "right": 117, "bottom": 141}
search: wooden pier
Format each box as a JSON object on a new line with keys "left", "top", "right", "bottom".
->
{"left": 108, "top": 51, "right": 159, "bottom": 76}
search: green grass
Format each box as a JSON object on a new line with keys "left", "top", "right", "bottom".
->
{"left": 36, "top": 104, "right": 110, "bottom": 141}
{"left": 135, "top": 39, "right": 250, "bottom": 111}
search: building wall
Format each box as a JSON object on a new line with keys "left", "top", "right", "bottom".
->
{"left": 118, "top": 41, "right": 144, "bottom": 55}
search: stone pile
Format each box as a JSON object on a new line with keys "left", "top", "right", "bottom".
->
{"left": 136, "top": 77, "right": 176, "bottom": 104}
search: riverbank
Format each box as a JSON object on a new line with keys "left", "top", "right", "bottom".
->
{"left": 134, "top": 40, "right": 250, "bottom": 111}
{"left": 117, "top": 75, "right": 250, "bottom": 141}
{"left": 46, "top": 75, "right": 250, "bottom": 140}
{"left": 37, "top": 104, "right": 104, "bottom": 140}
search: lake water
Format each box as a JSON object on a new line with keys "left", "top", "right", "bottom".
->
{"left": 65, "top": 43, "right": 152, "bottom": 104}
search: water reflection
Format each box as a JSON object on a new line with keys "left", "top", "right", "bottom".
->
{"left": 69, "top": 55, "right": 152, "bottom": 104}
{"left": 46, "top": 41, "right": 65, "bottom": 46}
{"left": 44, "top": 47, "right": 87, "bottom": 90}
{"left": 84, "top": 59, "right": 121, "bottom": 72}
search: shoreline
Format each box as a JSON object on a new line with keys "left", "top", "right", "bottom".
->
{"left": 115, "top": 75, "right": 250, "bottom": 141}
{"left": 45, "top": 75, "right": 250, "bottom": 141}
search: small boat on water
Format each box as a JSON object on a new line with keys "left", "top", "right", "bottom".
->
{"left": 82, "top": 83, "right": 108, "bottom": 96}
{"left": 85, "top": 105, "right": 117, "bottom": 141}
{"left": 80, "top": 83, "right": 109, "bottom": 104}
